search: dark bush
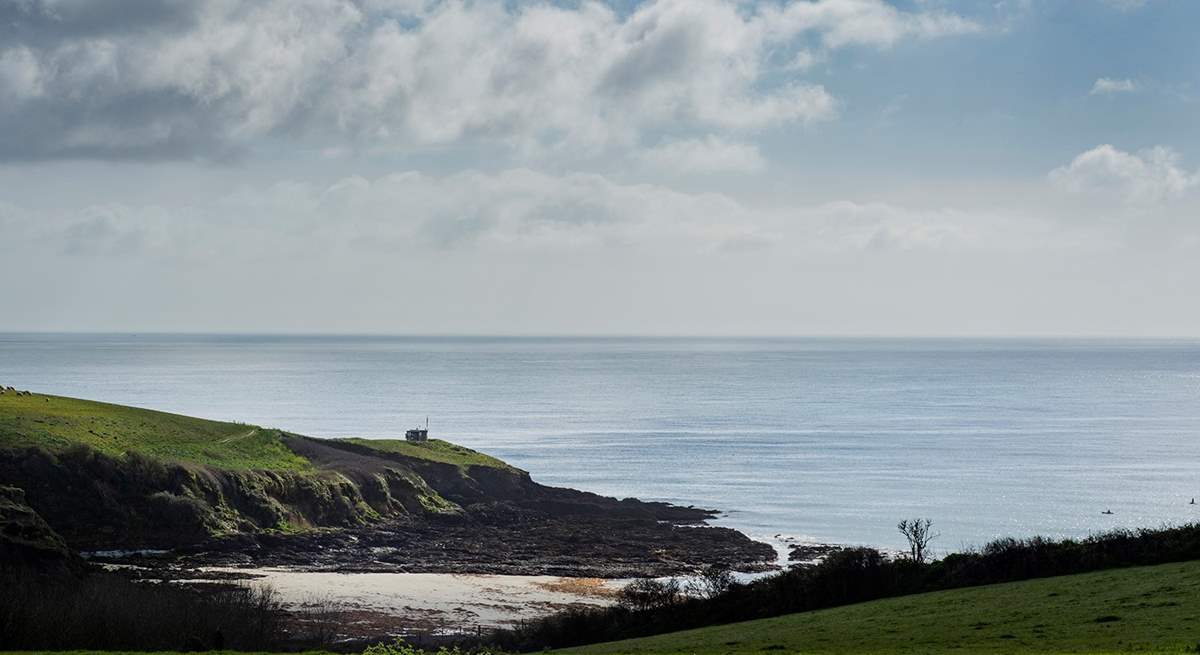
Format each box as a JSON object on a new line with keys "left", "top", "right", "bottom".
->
{"left": 0, "top": 568, "right": 286, "bottom": 650}
{"left": 686, "top": 564, "right": 736, "bottom": 600}
{"left": 617, "top": 578, "right": 682, "bottom": 611}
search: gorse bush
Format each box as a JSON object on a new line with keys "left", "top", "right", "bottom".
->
{"left": 497, "top": 522, "right": 1200, "bottom": 651}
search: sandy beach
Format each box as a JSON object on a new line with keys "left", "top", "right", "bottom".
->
{"left": 187, "top": 568, "right": 625, "bottom": 635}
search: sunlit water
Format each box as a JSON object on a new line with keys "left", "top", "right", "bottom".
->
{"left": 3, "top": 334, "right": 1199, "bottom": 553}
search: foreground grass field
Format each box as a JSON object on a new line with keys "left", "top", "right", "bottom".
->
{"left": 558, "top": 560, "right": 1200, "bottom": 654}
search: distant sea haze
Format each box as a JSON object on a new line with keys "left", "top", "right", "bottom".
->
{"left": 3, "top": 334, "right": 1199, "bottom": 553}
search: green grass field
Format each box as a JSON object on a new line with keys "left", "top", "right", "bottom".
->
{"left": 0, "top": 392, "right": 310, "bottom": 470}
{"left": 343, "top": 437, "right": 515, "bottom": 470}
{"left": 0, "top": 391, "right": 511, "bottom": 473}
{"left": 558, "top": 560, "right": 1200, "bottom": 654}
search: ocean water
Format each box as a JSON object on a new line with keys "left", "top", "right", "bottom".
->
{"left": 2, "top": 334, "right": 1199, "bottom": 553}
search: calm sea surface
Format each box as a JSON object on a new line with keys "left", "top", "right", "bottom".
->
{"left": 3, "top": 334, "right": 1199, "bottom": 553}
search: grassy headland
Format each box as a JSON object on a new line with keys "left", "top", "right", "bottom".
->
{"left": 343, "top": 437, "right": 513, "bottom": 470}
{"left": 0, "top": 389, "right": 519, "bottom": 546}
{"left": 0, "top": 392, "right": 309, "bottom": 470}
{"left": 557, "top": 559, "right": 1200, "bottom": 654}
{"left": 0, "top": 388, "right": 754, "bottom": 578}
{"left": 0, "top": 391, "right": 510, "bottom": 472}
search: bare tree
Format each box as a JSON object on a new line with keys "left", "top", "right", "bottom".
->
{"left": 897, "top": 518, "right": 939, "bottom": 564}
{"left": 617, "top": 578, "right": 682, "bottom": 611}
{"left": 686, "top": 564, "right": 736, "bottom": 600}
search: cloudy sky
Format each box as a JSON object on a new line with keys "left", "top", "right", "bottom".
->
{"left": 2, "top": 0, "right": 1198, "bottom": 336}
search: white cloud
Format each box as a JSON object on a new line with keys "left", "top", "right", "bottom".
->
{"left": 794, "top": 200, "right": 1061, "bottom": 252}
{"left": 0, "top": 47, "right": 44, "bottom": 101}
{"left": 785, "top": 49, "right": 821, "bottom": 71}
{"left": 1049, "top": 144, "right": 1199, "bottom": 204}
{"left": 0, "top": 0, "right": 979, "bottom": 160}
{"left": 638, "top": 136, "right": 767, "bottom": 173}
{"left": 284, "top": 171, "right": 1061, "bottom": 255}
{"left": 6, "top": 168, "right": 1073, "bottom": 264}
{"left": 58, "top": 205, "right": 174, "bottom": 256}
{"left": 4, "top": 169, "right": 767, "bottom": 257}
{"left": 760, "top": 0, "right": 981, "bottom": 49}
{"left": 1090, "top": 77, "right": 1137, "bottom": 95}
{"left": 318, "top": 168, "right": 774, "bottom": 252}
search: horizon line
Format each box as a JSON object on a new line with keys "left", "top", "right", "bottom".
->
{"left": 3, "top": 330, "right": 1200, "bottom": 341}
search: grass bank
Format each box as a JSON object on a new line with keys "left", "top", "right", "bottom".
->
{"left": 345, "top": 437, "right": 513, "bottom": 470}
{"left": 557, "top": 559, "right": 1200, "bottom": 654}
{"left": 0, "top": 392, "right": 308, "bottom": 470}
{"left": 0, "top": 391, "right": 507, "bottom": 472}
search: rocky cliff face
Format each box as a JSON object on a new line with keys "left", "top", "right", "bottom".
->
{"left": 0, "top": 442, "right": 440, "bottom": 549}
{"left": 0, "top": 484, "right": 78, "bottom": 573}
{"left": 0, "top": 434, "right": 718, "bottom": 550}
{"left": 0, "top": 435, "right": 774, "bottom": 576}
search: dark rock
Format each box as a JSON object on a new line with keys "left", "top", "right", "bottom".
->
{"left": 787, "top": 542, "right": 844, "bottom": 564}
{"left": 0, "top": 485, "right": 80, "bottom": 575}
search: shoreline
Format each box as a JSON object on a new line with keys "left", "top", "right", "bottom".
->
{"left": 89, "top": 512, "right": 781, "bottom": 579}
{"left": 94, "top": 533, "right": 849, "bottom": 641}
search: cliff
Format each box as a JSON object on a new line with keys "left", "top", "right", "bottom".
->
{"left": 0, "top": 390, "right": 774, "bottom": 575}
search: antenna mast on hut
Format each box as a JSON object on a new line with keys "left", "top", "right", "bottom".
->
{"left": 405, "top": 417, "right": 430, "bottom": 442}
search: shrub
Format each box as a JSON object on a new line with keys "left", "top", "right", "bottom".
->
{"left": 617, "top": 577, "right": 682, "bottom": 611}
{"left": 0, "top": 568, "right": 286, "bottom": 650}
{"left": 687, "top": 564, "right": 736, "bottom": 599}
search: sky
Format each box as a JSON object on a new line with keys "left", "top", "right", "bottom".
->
{"left": 1, "top": 0, "right": 1198, "bottom": 336}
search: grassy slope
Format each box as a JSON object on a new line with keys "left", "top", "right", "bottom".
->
{"left": 342, "top": 437, "right": 515, "bottom": 470}
{"left": 0, "top": 391, "right": 512, "bottom": 473}
{"left": 559, "top": 560, "right": 1200, "bottom": 654}
{"left": 0, "top": 392, "right": 309, "bottom": 470}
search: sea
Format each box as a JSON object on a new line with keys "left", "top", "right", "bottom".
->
{"left": 3, "top": 333, "right": 1199, "bottom": 554}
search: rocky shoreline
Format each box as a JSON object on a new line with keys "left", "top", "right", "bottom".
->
{"left": 1, "top": 393, "right": 779, "bottom": 580}
{"left": 94, "top": 504, "right": 777, "bottom": 578}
